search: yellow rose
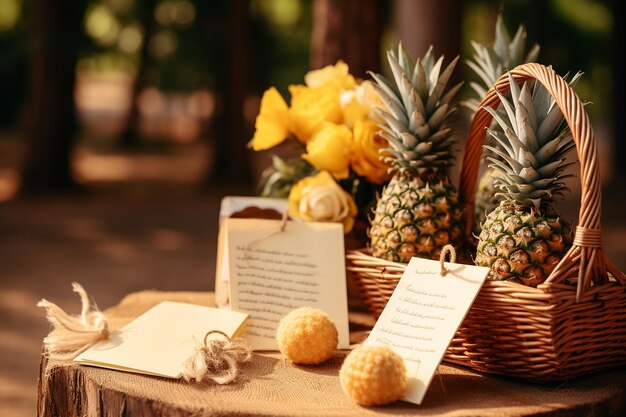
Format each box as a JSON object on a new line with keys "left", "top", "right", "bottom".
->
{"left": 249, "top": 87, "right": 290, "bottom": 151}
{"left": 341, "top": 80, "right": 383, "bottom": 128}
{"left": 304, "top": 61, "right": 356, "bottom": 90}
{"left": 288, "top": 84, "right": 343, "bottom": 143}
{"left": 302, "top": 122, "right": 351, "bottom": 180}
{"left": 341, "top": 91, "right": 369, "bottom": 129}
{"left": 357, "top": 80, "right": 383, "bottom": 109}
{"left": 288, "top": 171, "right": 358, "bottom": 233}
{"left": 351, "top": 120, "right": 392, "bottom": 184}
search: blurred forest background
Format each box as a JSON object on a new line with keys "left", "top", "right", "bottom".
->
{"left": 0, "top": 0, "right": 623, "bottom": 197}
{"left": 0, "top": 1, "right": 624, "bottom": 416}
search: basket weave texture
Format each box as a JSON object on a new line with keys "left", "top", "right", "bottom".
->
{"left": 347, "top": 63, "right": 626, "bottom": 381}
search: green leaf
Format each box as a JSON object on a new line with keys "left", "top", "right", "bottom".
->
{"left": 427, "top": 103, "right": 449, "bottom": 130}
{"left": 426, "top": 55, "right": 458, "bottom": 113}
{"left": 508, "top": 72, "right": 521, "bottom": 108}
{"left": 397, "top": 42, "right": 415, "bottom": 76}
{"left": 441, "top": 82, "right": 464, "bottom": 106}
{"left": 375, "top": 107, "right": 406, "bottom": 136}
{"left": 400, "top": 132, "right": 418, "bottom": 148}
{"left": 494, "top": 14, "right": 512, "bottom": 62}
{"left": 508, "top": 25, "right": 527, "bottom": 66}
{"left": 412, "top": 58, "right": 428, "bottom": 98}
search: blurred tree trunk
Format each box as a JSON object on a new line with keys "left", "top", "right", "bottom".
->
{"left": 310, "top": 0, "right": 382, "bottom": 78}
{"left": 393, "top": 0, "right": 461, "bottom": 70}
{"left": 120, "top": 0, "right": 158, "bottom": 148}
{"left": 393, "top": 0, "right": 461, "bottom": 178}
{"left": 612, "top": 0, "right": 625, "bottom": 187}
{"left": 21, "top": 0, "right": 85, "bottom": 192}
{"left": 210, "top": 0, "right": 252, "bottom": 184}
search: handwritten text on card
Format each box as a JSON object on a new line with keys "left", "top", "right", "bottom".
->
{"left": 234, "top": 245, "right": 319, "bottom": 339}
{"left": 364, "top": 257, "right": 489, "bottom": 405}
{"left": 226, "top": 218, "right": 350, "bottom": 351}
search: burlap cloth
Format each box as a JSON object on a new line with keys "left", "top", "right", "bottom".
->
{"left": 38, "top": 291, "right": 626, "bottom": 417}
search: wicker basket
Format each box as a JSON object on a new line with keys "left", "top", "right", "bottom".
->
{"left": 346, "top": 63, "right": 626, "bottom": 381}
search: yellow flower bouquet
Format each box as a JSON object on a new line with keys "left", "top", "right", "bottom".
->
{"left": 250, "top": 62, "right": 391, "bottom": 236}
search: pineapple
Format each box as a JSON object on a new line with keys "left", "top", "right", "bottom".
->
{"left": 465, "top": 14, "right": 540, "bottom": 112}
{"left": 475, "top": 72, "right": 581, "bottom": 286}
{"left": 465, "top": 15, "right": 540, "bottom": 228}
{"left": 368, "top": 45, "right": 463, "bottom": 263}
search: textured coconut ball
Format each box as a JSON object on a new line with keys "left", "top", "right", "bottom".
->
{"left": 339, "top": 345, "right": 407, "bottom": 406}
{"left": 276, "top": 307, "right": 338, "bottom": 365}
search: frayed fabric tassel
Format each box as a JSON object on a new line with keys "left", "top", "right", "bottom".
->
{"left": 182, "top": 330, "right": 251, "bottom": 384}
{"left": 37, "top": 282, "right": 109, "bottom": 361}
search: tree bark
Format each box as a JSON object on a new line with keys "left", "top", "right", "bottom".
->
{"left": 310, "top": 0, "right": 382, "bottom": 78}
{"left": 21, "top": 0, "right": 85, "bottom": 192}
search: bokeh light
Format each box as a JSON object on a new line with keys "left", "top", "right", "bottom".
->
{"left": 85, "top": 4, "right": 121, "bottom": 46}
{"left": 106, "top": 0, "right": 134, "bottom": 14}
{"left": 118, "top": 24, "right": 143, "bottom": 54}
{"left": 137, "top": 87, "right": 166, "bottom": 116}
{"left": 155, "top": 0, "right": 195, "bottom": 27}
{"left": 187, "top": 90, "right": 215, "bottom": 119}
{"left": 251, "top": 0, "right": 301, "bottom": 28}
{"left": 149, "top": 29, "right": 178, "bottom": 58}
{"left": 553, "top": 0, "right": 612, "bottom": 34}
{"left": 0, "top": 0, "right": 21, "bottom": 32}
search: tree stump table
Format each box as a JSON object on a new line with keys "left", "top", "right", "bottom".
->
{"left": 37, "top": 291, "right": 626, "bottom": 417}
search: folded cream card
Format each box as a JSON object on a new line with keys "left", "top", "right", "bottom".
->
{"left": 364, "top": 257, "right": 489, "bottom": 405}
{"left": 226, "top": 217, "right": 350, "bottom": 351}
{"left": 215, "top": 196, "right": 288, "bottom": 307}
{"left": 75, "top": 301, "right": 248, "bottom": 378}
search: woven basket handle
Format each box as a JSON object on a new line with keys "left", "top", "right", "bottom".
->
{"left": 459, "top": 63, "right": 625, "bottom": 297}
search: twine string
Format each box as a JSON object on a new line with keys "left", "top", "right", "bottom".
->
{"left": 37, "top": 282, "right": 109, "bottom": 361}
{"left": 37, "top": 284, "right": 251, "bottom": 384}
{"left": 182, "top": 330, "right": 252, "bottom": 384}
{"left": 279, "top": 208, "right": 289, "bottom": 232}
{"left": 439, "top": 245, "right": 457, "bottom": 277}
{"left": 243, "top": 209, "right": 290, "bottom": 264}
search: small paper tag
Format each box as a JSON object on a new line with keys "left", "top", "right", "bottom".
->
{"left": 226, "top": 218, "right": 350, "bottom": 351}
{"left": 364, "top": 257, "right": 489, "bottom": 405}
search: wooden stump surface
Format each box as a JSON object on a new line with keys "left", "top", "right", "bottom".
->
{"left": 37, "top": 291, "right": 626, "bottom": 417}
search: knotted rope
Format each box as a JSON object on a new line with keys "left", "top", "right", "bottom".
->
{"left": 439, "top": 244, "right": 457, "bottom": 276}
{"left": 182, "top": 330, "right": 252, "bottom": 384}
{"left": 38, "top": 284, "right": 251, "bottom": 384}
{"left": 37, "top": 282, "right": 109, "bottom": 361}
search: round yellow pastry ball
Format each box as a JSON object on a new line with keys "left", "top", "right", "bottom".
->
{"left": 276, "top": 307, "right": 338, "bottom": 365}
{"left": 339, "top": 345, "right": 407, "bottom": 406}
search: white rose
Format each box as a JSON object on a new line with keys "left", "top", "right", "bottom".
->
{"left": 288, "top": 171, "right": 358, "bottom": 233}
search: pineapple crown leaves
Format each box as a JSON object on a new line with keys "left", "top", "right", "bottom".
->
{"left": 483, "top": 71, "right": 583, "bottom": 209}
{"left": 464, "top": 14, "right": 540, "bottom": 113}
{"left": 368, "top": 43, "right": 463, "bottom": 175}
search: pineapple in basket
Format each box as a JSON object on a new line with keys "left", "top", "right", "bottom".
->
{"left": 465, "top": 14, "right": 540, "bottom": 229}
{"left": 368, "top": 44, "right": 463, "bottom": 263}
{"left": 475, "top": 72, "right": 581, "bottom": 286}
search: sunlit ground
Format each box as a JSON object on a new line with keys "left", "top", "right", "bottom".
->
{"left": 0, "top": 72, "right": 241, "bottom": 416}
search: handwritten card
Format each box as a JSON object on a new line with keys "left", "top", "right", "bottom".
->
{"left": 364, "top": 257, "right": 489, "bottom": 405}
{"left": 214, "top": 196, "right": 288, "bottom": 307}
{"left": 75, "top": 301, "right": 248, "bottom": 378}
{"left": 226, "top": 218, "right": 350, "bottom": 351}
